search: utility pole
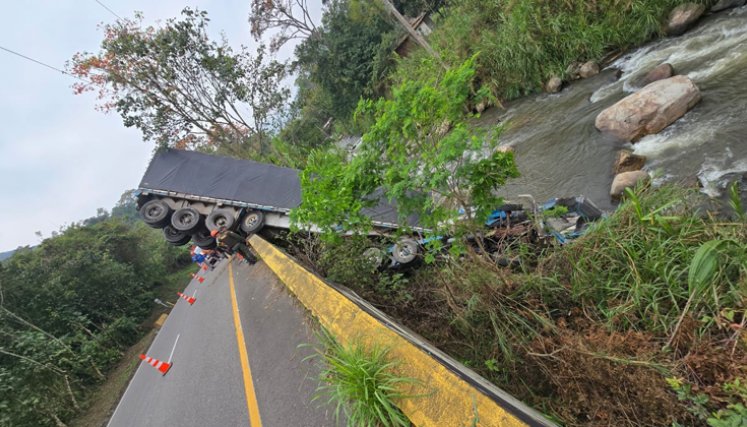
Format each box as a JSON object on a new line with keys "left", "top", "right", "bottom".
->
{"left": 377, "top": 0, "right": 446, "bottom": 68}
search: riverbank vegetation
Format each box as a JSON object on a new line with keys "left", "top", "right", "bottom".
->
{"left": 293, "top": 185, "right": 746, "bottom": 426}
{"left": 0, "top": 195, "right": 191, "bottom": 426}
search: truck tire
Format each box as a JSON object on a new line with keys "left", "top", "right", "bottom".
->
{"left": 240, "top": 210, "right": 264, "bottom": 234}
{"left": 171, "top": 207, "right": 203, "bottom": 233}
{"left": 140, "top": 199, "right": 172, "bottom": 228}
{"left": 163, "top": 225, "right": 191, "bottom": 246}
{"left": 392, "top": 237, "right": 419, "bottom": 265}
{"left": 205, "top": 208, "right": 236, "bottom": 232}
{"left": 192, "top": 228, "right": 217, "bottom": 250}
{"left": 362, "top": 247, "right": 386, "bottom": 269}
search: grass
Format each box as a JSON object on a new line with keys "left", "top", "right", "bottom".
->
{"left": 546, "top": 185, "right": 746, "bottom": 339}
{"left": 394, "top": 0, "right": 706, "bottom": 100}
{"left": 306, "top": 184, "right": 747, "bottom": 426}
{"left": 306, "top": 330, "right": 416, "bottom": 427}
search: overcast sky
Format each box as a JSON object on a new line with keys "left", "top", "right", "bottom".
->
{"left": 0, "top": 0, "right": 321, "bottom": 252}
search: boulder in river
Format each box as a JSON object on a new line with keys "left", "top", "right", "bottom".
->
{"left": 579, "top": 61, "right": 600, "bottom": 78}
{"left": 666, "top": 3, "right": 706, "bottom": 36}
{"left": 496, "top": 145, "right": 514, "bottom": 154}
{"left": 711, "top": 0, "right": 746, "bottom": 12}
{"left": 611, "top": 171, "right": 650, "bottom": 199}
{"left": 633, "top": 63, "right": 675, "bottom": 88}
{"left": 546, "top": 76, "right": 563, "bottom": 93}
{"left": 614, "top": 150, "right": 647, "bottom": 174}
{"left": 595, "top": 75, "right": 701, "bottom": 142}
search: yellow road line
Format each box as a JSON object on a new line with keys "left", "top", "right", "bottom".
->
{"left": 228, "top": 261, "right": 263, "bottom": 427}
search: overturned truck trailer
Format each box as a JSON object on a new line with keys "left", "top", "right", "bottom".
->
{"left": 136, "top": 149, "right": 420, "bottom": 252}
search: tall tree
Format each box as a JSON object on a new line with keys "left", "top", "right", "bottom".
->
{"left": 249, "top": 0, "right": 322, "bottom": 52}
{"left": 70, "top": 8, "right": 289, "bottom": 157}
{"left": 294, "top": 0, "right": 396, "bottom": 122}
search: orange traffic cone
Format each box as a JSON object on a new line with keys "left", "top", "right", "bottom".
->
{"left": 139, "top": 353, "right": 172, "bottom": 375}
{"left": 177, "top": 291, "right": 196, "bottom": 305}
{"left": 202, "top": 263, "right": 208, "bottom": 271}
{"left": 191, "top": 273, "right": 205, "bottom": 283}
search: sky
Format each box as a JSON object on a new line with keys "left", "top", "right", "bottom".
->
{"left": 0, "top": 0, "right": 322, "bottom": 252}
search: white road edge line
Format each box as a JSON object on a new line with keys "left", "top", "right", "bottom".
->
{"left": 168, "top": 334, "right": 180, "bottom": 364}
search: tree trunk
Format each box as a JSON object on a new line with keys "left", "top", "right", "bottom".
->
{"left": 377, "top": 0, "right": 446, "bottom": 68}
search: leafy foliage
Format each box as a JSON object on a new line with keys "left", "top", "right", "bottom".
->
{"left": 70, "top": 8, "right": 289, "bottom": 158}
{"left": 293, "top": 57, "right": 518, "bottom": 239}
{"left": 0, "top": 214, "right": 189, "bottom": 426}
{"left": 294, "top": 0, "right": 397, "bottom": 124}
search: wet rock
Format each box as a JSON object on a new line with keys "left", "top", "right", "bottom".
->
{"left": 666, "top": 3, "right": 705, "bottom": 36}
{"left": 566, "top": 62, "right": 582, "bottom": 80}
{"left": 496, "top": 145, "right": 514, "bottom": 154}
{"left": 711, "top": 0, "right": 746, "bottom": 12}
{"left": 633, "top": 63, "right": 675, "bottom": 88}
{"left": 595, "top": 75, "right": 701, "bottom": 142}
{"left": 611, "top": 171, "right": 650, "bottom": 198}
{"left": 546, "top": 76, "right": 563, "bottom": 93}
{"left": 579, "top": 61, "right": 600, "bottom": 78}
{"left": 614, "top": 150, "right": 647, "bottom": 174}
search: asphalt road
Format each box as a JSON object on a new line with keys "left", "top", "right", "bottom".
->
{"left": 107, "top": 258, "right": 336, "bottom": 427}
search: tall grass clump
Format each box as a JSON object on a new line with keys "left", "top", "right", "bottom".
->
{"left": 403, "top": 0, "right": 703, "bottom": 100}
{"left": 308, "top": 331, "right": 415, "bottom": 427}
{"left": 436, "top": 257, "right": 555, "bottom": 370}
{"left": 545, "top": 185, "right": 746, "bottom": 338}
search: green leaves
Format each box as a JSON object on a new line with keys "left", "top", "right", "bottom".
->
{"left": 293, "top": 57, "right": 519, "bottom": 241}
{"left": 688, "top": 239, "right": 726, "bottom": 296}
{"left": 70, "top": 8, "right": 289, "bottom": 159}
{"left": 0, "top": 215, "right": 189, "bottom": 426}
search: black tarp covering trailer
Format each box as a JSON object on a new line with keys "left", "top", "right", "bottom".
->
{"left": 136, "top": 149, "right": 422, "bottom": 255}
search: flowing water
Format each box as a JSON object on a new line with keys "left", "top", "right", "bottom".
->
{"left": 479, "top": 6, "right": 747, "bottom": 211}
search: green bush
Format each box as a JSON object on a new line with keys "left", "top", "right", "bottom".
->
{"left": 317, "top": 235, "right": 380, "bottom": 289}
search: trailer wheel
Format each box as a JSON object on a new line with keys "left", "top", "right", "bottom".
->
{"left": 140, "top": 199, "right": 172, "bottom": 228}
{"left": 192, "top": 228, "right": 217, "bottom": 250}
{"left": 163, "top": 225, "right": 192, "bottom": 246}
{"left": 240, "top": 210, "right": 264, "bottom": 234}
{"left": 362, "top": 247, "right": 386, "bottom": 269}
{"left": 206, "top": 208, "right": 236, "bottom": 232}
{"left": 392, "top": 238, "right": 419, "bottom": 265}
{"left": 171, "top": 207, "right": 203, "bottom": 233}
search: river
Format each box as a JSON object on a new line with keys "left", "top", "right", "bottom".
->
{"left": 479, "top": 6, "right": 747, "bottom": 211}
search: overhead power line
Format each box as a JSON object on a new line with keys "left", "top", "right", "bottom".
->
{"left": 93, "top": 0, "right": 123, "bottom": 20}
{"left": 0, "top": 45, "right": 91, "bottom": 84}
